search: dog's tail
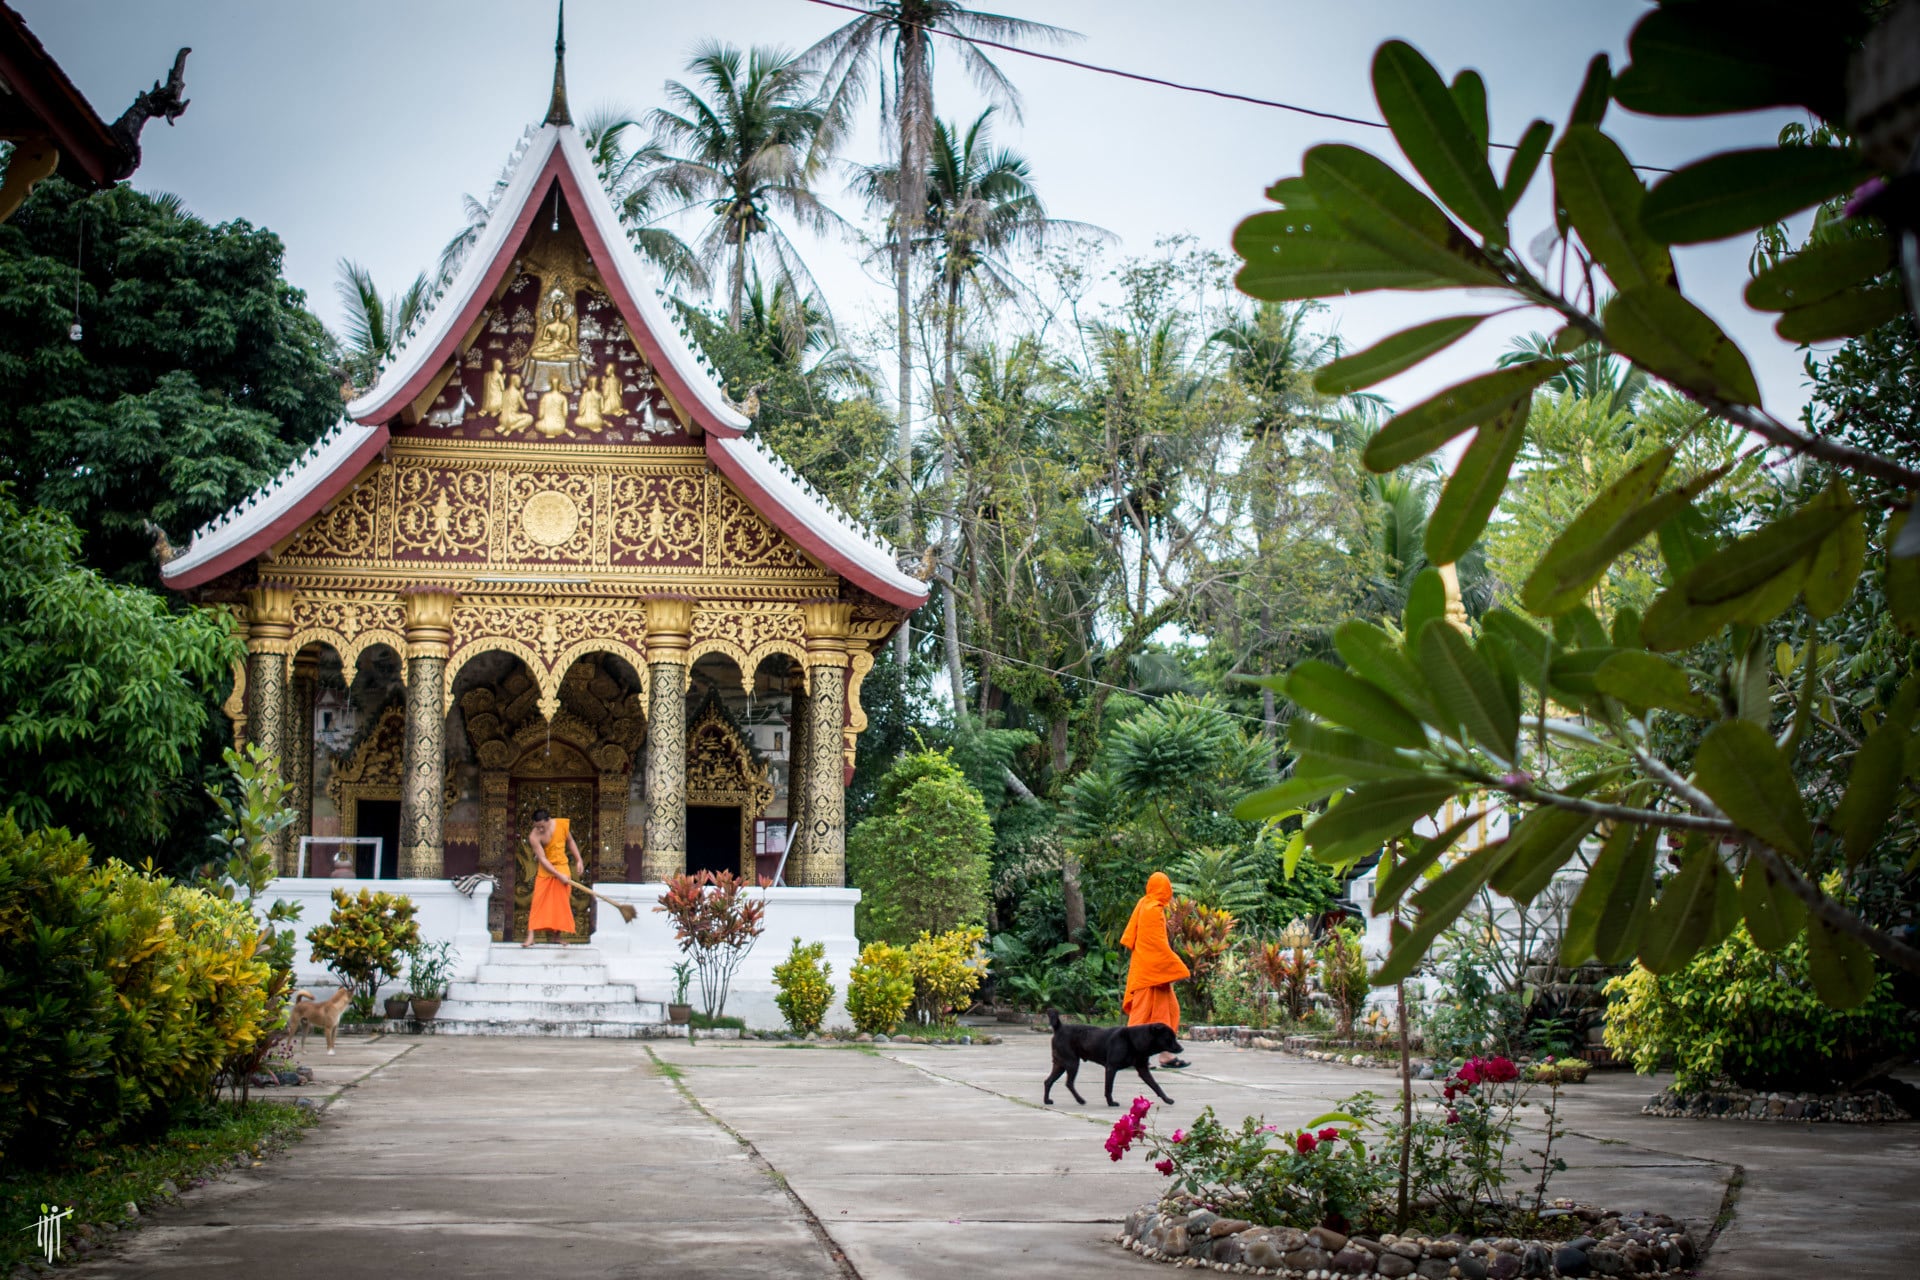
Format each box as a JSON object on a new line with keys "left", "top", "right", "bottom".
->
{"left": 293, "top": 989, "right": 314, "bottom": 1003}
{"left": 1046, "top": 1007, "right": 1063, "bottom": 1031}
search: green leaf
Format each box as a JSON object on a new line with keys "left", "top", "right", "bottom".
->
{"left": 1693, "top": 720, "right": 1813, "bottom": 860}
{"left": 1594, "top": 651, "right": 1717, "bottom": 717}
{"left": 1288, "top": 718, "right": 1431, "bottom": 781}
{"left": 1304, "top": 778, "right": 1459, "bottom": 863}
{"left": 1805, "top": 915, "right": 1877, "bottom": 1009}
{"left": 1548, "top": 646, "right": 1622, "bottom": 698}
{"left": 1314, "top": 314, "right": 1486, "bottom": 395}
{"left": 1375, "top": 809, "right": 1483, "bottom": 914}
{"left": 1233, "top": 774, "right": 1345, "bottom": 821}
{"left": 1611, "top": 606, "right": 1643, "bottom": 649}
{"left": 1372, "top": 41, "right": 1508, "bottom": 243}
{"left": 1562, "top": 824, "right": 1657, "bottom": 965}
{"left": 1424, "top": 397, "right": 1529, "bottom": 564}
{"left": 1613, "top": 9, "right": 1852, "bottom": 121}
{"left": 1641, "top": 563, "right": 1806, "bottom": 652}
{"left": 1403, "top": 567, "right": 1447, "bottom": 644}
{"left": 1363, "top": 361, "right": 1564, "bottom": 471}
{"left": 1638, "top": 842, "right": 1728, "bottom": 974}
{"left": 1233, "top": 208, "right": 1457, "bottom": 301}
{"left": 1739, "top": 859, "right": 1806, "bottom": 952}
{"left": 1451, "top": 69, "right": 1489, "bottom": 154}
{"left": 1803, "top": 505, "right": 1866, "bottom": 620}
{"left": 1553, "top": 604, "right": 1609, "bottom": 651}
{"left": 1482, "top": 609, "right": 1556, "bottom": 686}
{"left": 1656, "top": 502, "right": 1716, "bottom": 579}
{"left": 1603, "top": 287, "right": 1760, "bottom": 405}
{"left": 1641, "top": 146, "right": 1875, "bottom": 245}
{"left": 1334, "top": 620, "right": 1436, "bottom": 722}
{"left": 1552, "top": 126, "right": 1675, "bottom": 291}
{"left": 1302, "top": 144, "right": 1508, "bottom": 286}
{"left": 1832, "top": 720, "right": 1909, "bottom": 867}
{"left": 1502, "top": 120, "right": 1553, "bottom": 212}
{"left": 1680, "top": 500, "right": 1853, "bottom": 607}
{"left": 1490, "top": 805, "right": 1600, "bottom": 905}
{"left": 1520, "top": 445, "right": 1676, "bottom": 615}
{"left": 1888, "top": 512, "right": 1920, "bottom": 636}
{"left": 1374, "top": 837, "right": 1519, "bottom": 985}
{"left": 1745, "top": 235, "right": 1894, "bottom": 310}
{"left": 1286, "top": 660, "right": 1430, "bottom": 750}
{"left": 1567, "top": 53, "right": 1611, "bottom": 128}
{"left": 1418, "top": 619, "right": 1519, "bottom": 760}
{"left": 1775, "top": 286, "right": 1906, "bottom": 344}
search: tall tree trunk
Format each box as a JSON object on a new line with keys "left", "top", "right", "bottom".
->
{"left": 727, "top": 219, "right": 747, "bottom": 331}
{"left": 892, "top": 26, "right": 931, "bottom": 670}
{"left": 939, "top": 273, "right": 968, "bottom": 719}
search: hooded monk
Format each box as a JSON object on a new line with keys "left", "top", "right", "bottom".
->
{"left": 523, "top": 807, "right": 586, "bottom": 945}
{"left": 1121, "top": 871, "right": 1190, "bottom": 1033}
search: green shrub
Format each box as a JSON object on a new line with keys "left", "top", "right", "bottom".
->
{"left": 848, "top": 750, "right": 991, "bottom": 944}
{"left": 1318, "top": 925, "right": 1371, "bottom": 1037}
{"left": 846, "top": 941, "right": 914, "bottom": 1035}
{"left": 306, "top": 887, "right": 420, "bottom": 1017}
{"left": 906, "top": 926, "right": 987, "bottom": 1025}
{"left": 1604, "top": 925, "right": 1916, "bottom": 1091}
{"left": 772, "top": 936, "right": 835, "bottom": 1034}
{"left": 0, "top": 815, "right": 272, "bottom": 1166}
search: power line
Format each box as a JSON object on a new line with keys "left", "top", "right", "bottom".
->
{"left": 798, "top": 0, "right": 1672, "bottom": 175}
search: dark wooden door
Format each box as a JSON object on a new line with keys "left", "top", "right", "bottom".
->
{"left": 686, "top": 805, "right": 742, "bottom": 878}
{"left": 510, "top": 781, "right": 596, "bottom": 940}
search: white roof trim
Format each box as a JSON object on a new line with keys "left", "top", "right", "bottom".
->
{"left": 715, "top": 434, "right": 928, "bottom": 602}
{"left": 161, "top": 418, "right": 381, "bottom": 583}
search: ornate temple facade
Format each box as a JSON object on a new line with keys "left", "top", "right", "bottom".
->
{"left": 161, "top": 44, "right": 926, "bottom": 946}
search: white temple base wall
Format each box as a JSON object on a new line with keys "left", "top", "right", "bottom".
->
{"left": 590, "top": 884, "right": 862, "bottom": 1030}
{"left": 269, "top": 878, "right": 494, "bottom": 998}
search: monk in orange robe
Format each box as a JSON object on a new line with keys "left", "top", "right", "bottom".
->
{"left": 523, "top": 807, "right": 585, "bottom": 946}
{"left": 1121, "top": 871, "right": 1191, "bottom": 1068}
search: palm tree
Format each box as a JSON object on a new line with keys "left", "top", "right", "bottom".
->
{"left": 800, "top": 2, "right": 1076, "bottom": 663}
{"left": 737, "top": 272, "right": 874, "bottom": 396}
{"left": 859, "top": 108, "right": 1091, "bottom": 711}
{"left": 335, "top": 260, "right": 429, "bottom": 389}
{"left": 640, "top": 44, "right": 839, "bottom": 332}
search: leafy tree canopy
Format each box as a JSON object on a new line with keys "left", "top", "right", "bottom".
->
{"left": 0, "top": 178, "right": 340, "bottom": 582}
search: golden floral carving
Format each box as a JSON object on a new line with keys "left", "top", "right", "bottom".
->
{"left": 610, "top": 472, "right": 703, "bottom": 563}
{"left": 281, "top": 475, "right": 378, "bottom": 560}
{"left": 393, "top": 464, "right": 490, "bottom": 557}
{"left": 707, "top": 474, "right": 813, "bottom": 572}
{"left": 688, "top": 602, "right": 806, "bottom": 676}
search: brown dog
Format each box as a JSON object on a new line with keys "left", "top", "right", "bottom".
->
{"left": 287, "top": 987, "right": 352, "bottom": 1055}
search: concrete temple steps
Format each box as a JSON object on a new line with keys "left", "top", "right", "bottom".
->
{"left": 412, "top": 944, "right": 682, "bottom": 1039}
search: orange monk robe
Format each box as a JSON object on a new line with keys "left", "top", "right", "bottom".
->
{"left": 526, "top": 818, "right": 578, "bottom": 934}
{"left": 1121, "top": 871, "right": 1190, "bottom": 1032}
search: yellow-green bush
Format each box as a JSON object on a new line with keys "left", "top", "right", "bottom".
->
{"left": 906, "top": 926, "right": 987, "bottom": 1025}
{"left": 772, "top": 936, "right": 835, "bottom": 1034}
{"left": 0, "top": 814, "right": 271, "bottom": 1166}
{"left": 306, "top": 887, "right": 420, "bottom": 1016}
{"left": 846, "top": 941, "right": 914, "bottom": 1035}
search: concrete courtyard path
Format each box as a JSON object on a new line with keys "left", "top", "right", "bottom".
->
{"left": 63, "top": 1031, "right": 1918, "bottom": 1279}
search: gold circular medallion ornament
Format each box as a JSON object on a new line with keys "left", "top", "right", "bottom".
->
{"left": 522, "top": 490, "right": 579, "bottom": 546}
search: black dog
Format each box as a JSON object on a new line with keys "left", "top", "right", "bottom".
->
{"left": 1043, "top": 1009, "right": 1181, "bottom": 1107}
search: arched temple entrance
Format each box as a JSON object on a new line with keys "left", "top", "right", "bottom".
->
{"left": 684, "top": 691, "right": 774, "bottom": 878}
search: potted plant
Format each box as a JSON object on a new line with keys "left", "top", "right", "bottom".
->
{"left": 668, "top": 959, "right": 694, "bottom": 1024}
{"left": 408, "top": 939, "right": 454, "bottom": 1021}
{"left": 383, "top": 991, "right": 411, "bottom": 1020}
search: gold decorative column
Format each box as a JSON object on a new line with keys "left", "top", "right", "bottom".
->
{"left": 398, "top": 589, "right": 456, "bottom": 878}
{"left": 479, "top": 770, "right": 511, "bottom": 938}
{"left": 244, "top": 586, "right": 295, "bottom": 872}
{"left": 597, "top": 766, "right": 630, "bottom": 882}
{"left": 796, "top": 602, "right": 852, "bottom": 887}
{"left": 785, "top": 669, "right": 811, "bottom": 880}
{"left": 641, "top": 597, "right": 691, "bottom": 881}
{"left": 288, "top": 651, "right": 318, "bottom": 869}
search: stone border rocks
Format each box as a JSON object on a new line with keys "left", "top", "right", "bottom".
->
{"left": 1120, "top": 1202, "right": 1699, "bottom": 1279}
{"left": 734, "top": 1029, "right": 1004, "bottom": 1045}
{"left": 1643, "top": 1086, "right": 1910, "bottom": 1123}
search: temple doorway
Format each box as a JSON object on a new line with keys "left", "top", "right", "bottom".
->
{"left": 356, "top": 800, "right": 402, "bottom": 879}
{"left": 686, "top": 805, "right": 742, "bottom": 877}
{"left": 511, "top": 776, "right": 595, "bottom": 941}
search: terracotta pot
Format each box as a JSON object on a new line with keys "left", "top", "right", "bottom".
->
{"left": 383, "top": 996, "right": 411, "bottom": 1020}
{"left": 410, "top": 996, "right": 443, "bottom": 1021}
{"left": 668, "top": 1003, "right": 692, "bottom": 1025}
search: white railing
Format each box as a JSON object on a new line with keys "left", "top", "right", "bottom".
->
{"left": 296, "top": 835, "right": 384, "bottom": 879}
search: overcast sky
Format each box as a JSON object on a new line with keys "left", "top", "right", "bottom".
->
{"left": 24, "top": 0, "right": 1817, "bottom": 423}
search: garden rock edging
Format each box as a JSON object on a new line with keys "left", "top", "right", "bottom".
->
{"left": 1643, "top": 1086, "right": 1909, "bottom": 1123}
{"left": 1119, "top": 1202, "right": 1699, "bottom": 1279}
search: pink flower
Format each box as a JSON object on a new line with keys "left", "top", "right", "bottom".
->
{"left": 1317, "top": 1127, "right": 1341, "bottom": 1142}
{"left": 1170, "top": 1128, "right": 1185, "bottom": 1144}
{"left": 1295, "top": 1132, "right": 1318, "bottom": 1154}
{"left": 1447, "top": 1109, "right": 1461, "bottom": 1125}
{"left": 1105, "top": 1104, "right": 1150, "bottom": 1162}
{"left": 1155, "top": 1158, "right": 1175, "bottom": 1176}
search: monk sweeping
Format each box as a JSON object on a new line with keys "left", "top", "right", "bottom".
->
{"left": 522, "top": 808, "right": 586, "bottom": 946}
{"left": 1120, "top": 871, "right": 1192, "bottom": 1069}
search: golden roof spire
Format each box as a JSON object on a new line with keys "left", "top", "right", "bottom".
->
{"left": 545, "top": 1, "right": 571, "bottom": 127}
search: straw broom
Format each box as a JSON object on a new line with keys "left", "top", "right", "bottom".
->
{"left": 568, "top": 881, "right": 638, "bottom": 923}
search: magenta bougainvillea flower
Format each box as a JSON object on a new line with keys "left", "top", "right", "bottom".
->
{"left": 1171, "top": 1128, "right": 1185, "bottom": 1144}
{"left": 1317, "top": 1126, "right": 1341, "bottom": 1142}
{"left": 1155, "top": 1158, "right": 1175, "bottom": 1176}
{"left": 1105, "top": 1097, "right": 1153, "bottom": 1162}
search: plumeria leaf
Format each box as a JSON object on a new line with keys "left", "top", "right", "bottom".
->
{"left": 1489, "top": 805, "right": 1600, "bottom": 905}
{"left": 1372, "top": 40, "right": 1509, "bottom": 244}
{"left": 1376, "top": 810, "right": 1484, "bottom": 914}
{"left": 1418, "top": 619, "right": 1519, "bottom": 760}
{"left": 1233, "top": 774, "right": 1345, "bottom": 821}
{"left": 1774, "top": 286, "right": 1906, "bottom": 344}
{"left": 1562, "top": 824, "right": 1657, "bottom": 965}
{"left": 1314, "top": 315, "right": 1487, "bottom": 395}
{"left": 1302, "top": 144, "right": 1509, "bottom": 285}
{"left": 1288, "top": 718, "right": 1432, "bottom": 780}
{"left": 1502, "top": 120, "right": 1553, "bottom": 212}
{"left": 1552, "top": 125, "right": 1674, "bottom": 289}
{"left": 1304, "top": 778, "right": 1460, "bottom": 865}
{"left": 1602, "top": 287, "right": 1760, "bottom": 405}
{"left": 1594, "top": 651, "right": 1717, "bottom": 717}
{"left": 1739, "top": 859, "right": 1806, "bottom": 952}
{"left": 1693, "top": 721, "right": 1813, "bottom": 860}
{"left": 1364, "top": 362, "right": 1563, "bottom": 472}
{"left": 1641, "top": 146, "right": 1875, "bottom": 245}
{"left": 1832, "top": 719, "right": 1910, "bottom": 867}
{"left": 1637, "top": 839, "right": 1728, "bottom": 974}
{"left": 1425, "top": 397, "right": 1529, "bottom": 564}
{"left": 1746, "top": 235, "right": 1893, "bottom": 310}
{"left": 1805, "top": 915, "right": 1877, "bottom": 1009}
{"left": 1286, "top": 660, "right": 1430, "bottom": 750}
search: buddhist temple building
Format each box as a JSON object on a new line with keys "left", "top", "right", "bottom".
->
{"left": 161, "top": 19, "right": 924, "bottom": 997}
